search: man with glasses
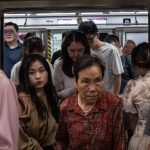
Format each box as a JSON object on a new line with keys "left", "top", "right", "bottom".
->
{"left": 4, "top": 22, "right": 23, "bottom": 78}
{"left": 78, "top": 21, "right": 124, "bottom": 95}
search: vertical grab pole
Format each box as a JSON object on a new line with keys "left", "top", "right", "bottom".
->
{"left": 47, "top": 30, "right": 51, "bottom": 62}
{"left": 0, "top": 13, "right": 4, "bottom": 69}
{"left": 148, "top": 10, "right": 150, "bottom": 43}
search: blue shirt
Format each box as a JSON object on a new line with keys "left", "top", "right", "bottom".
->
{"left": 4, "top": 41, "right": 23, "bottom": 78}
{"left": 120, "top": 54, "right": 140, "bottom": 94}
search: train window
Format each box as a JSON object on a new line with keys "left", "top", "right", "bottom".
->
{"left": 126, "top": 32, "right": 148, "bottom": 44}
{"left": 53, "top": 33, "right": 62, "bottom": 53}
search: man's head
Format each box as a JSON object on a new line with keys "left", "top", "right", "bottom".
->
{"left": 123, "top": 40, "right": 136, "bottom": 55}
{"left": 104, "top": 34, "right": 121, "bottom": 50}
{"left": 78, "top": 21, "right": 100, "bottom": 49}
{"left": 4, "top": 22, "right": 19, "bottom": 43}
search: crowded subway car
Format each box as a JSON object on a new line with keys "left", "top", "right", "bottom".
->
{"left": 0, "top": 0, "right": 150, "bottom": 150}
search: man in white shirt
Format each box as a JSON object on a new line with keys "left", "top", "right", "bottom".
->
{"left": 78, "top": 21, "right": 124, "bottom": 94}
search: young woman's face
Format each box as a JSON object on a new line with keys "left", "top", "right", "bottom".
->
{"left": 75, "top": 64, "right": 104, "bottom": 105}
{"left": 67, "top": 41, "right": 85, "bottom": 61}
{"left": 28, "top": 60, "right": 48, "bottom": 91}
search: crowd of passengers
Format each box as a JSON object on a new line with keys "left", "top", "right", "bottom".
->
{"left": 0, "top": 21, "right": 150, "bottom": 150}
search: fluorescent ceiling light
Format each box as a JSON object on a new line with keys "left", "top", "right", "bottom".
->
{"left": 36, "top": 13, "right": 75, "bottom": 16}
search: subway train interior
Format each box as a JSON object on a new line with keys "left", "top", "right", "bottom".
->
{"left": 1, "top": 0, "right": 150, "bottom": 149}
{"left": 0, "top": 0, "right": 150, "bottom": 66}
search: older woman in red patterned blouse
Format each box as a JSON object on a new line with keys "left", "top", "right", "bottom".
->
{"left": 56, "top": 55, "right": 126, "bottom": 150}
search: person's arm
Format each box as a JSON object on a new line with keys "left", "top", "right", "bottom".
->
{"left": 112, "top": 98, "right": 126, "bottom": 150}
{"left": 114, "top": 74, "right": 121, "bottom": 95}
{"left": 10, "top": 61, "right": 21, "bottom": 86}
{"left": 0, "top": 71, "right": 19, "bottom": 150}
{"left": 53, "top": 60, "right": 76, "bottom": 100}
{"left": 110, "top": 46, "right": 124, "bottom": 95}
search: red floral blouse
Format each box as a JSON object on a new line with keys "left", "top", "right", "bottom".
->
{"left": 56, "top": 92, "right": 126, "bottom": 150}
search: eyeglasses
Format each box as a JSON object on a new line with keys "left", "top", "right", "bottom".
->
{"left": 4, "top": 29, "right": 15, "bottom": 35}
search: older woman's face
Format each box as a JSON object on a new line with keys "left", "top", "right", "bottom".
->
{"left": 67, "top": 41, "right": 85, "bottom": 61}
{"left": 75, "top": 64, "right": 103, "bottom": 104}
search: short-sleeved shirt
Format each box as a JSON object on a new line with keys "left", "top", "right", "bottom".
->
{"left": 4, "top": 41, "right": 23, "bottom": 78}
{"left": 123, "top": 71, "right": 150, "bottom": 136}
{"left": 91, "top": 42, "right": 124, "bottom": 92}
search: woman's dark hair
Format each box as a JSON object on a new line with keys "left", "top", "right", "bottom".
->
{"left": 73, "top": 55, "right": 105, "bottom": 81}
{"left": 61, "top": 30, "right": 90, "bottom": 77}
{"left": 131, "top": 42, "right": 150, "bottom": 69}
{"left": 24, "top": 32, "right": 36, "bottom": 41}
{"left": 17, "top": 54, "right": 59, "bottom": 122}
{"left": 23, "top": 37, "right": 45, "bottom": 59}
{"left": 28, "top": 37, "right": 44, "bottom": 54}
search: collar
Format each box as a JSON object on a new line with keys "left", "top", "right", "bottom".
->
{"left": 5, "top": 40, "right": 22, "bottom": 48}
{"left": 67, "top": 92, "right": 108, "bottom": 114}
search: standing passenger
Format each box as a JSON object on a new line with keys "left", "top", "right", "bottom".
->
{"left": 17, "top": 54, "right": 59, "bottom": 150}
{"left": 122, "top": 40, "right": 136, "bottom": 55}
{"left": 122, "top": 42, "right": 150, "bottom": 150}
{"left": 78, "top": 21, "right": 124, "bottom": 95}
{"left": 53, "top": 30, "right": 90, "bottom": 101}
{"left": 56, "top": 55, "right": 125, "bottom": 150}
{"left": 0, "top": 70, "right": 19, "bottom": 150}
{"left": 104, "top": 34, "right": 139, "bottom": 94}
{"left": 11, "top": 37, "right": 53, "bottom": 86}
{"left": 4, "top": 22, "right": 24, "bottom": 78}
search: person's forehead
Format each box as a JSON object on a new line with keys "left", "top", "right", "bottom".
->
{"left": 4, "top": 25, "right": 15, "bottom": 30}
{"left": 78, "top": 65, "right": 102, "bottom": 77}
{"left": 86, "top": 33, "right": 95, "bottom": 37}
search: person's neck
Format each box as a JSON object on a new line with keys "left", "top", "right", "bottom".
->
{"left": 92, "top": 41, "right": 104, "bottom": 52}
{"left": 7, "top": 41, "right": 18, "bottom": 49}
{"left": 78, "top": 95, "right": 97, "bottom": 113}
{"left": 36, "top": 88, "right": 45, "bottom": 97}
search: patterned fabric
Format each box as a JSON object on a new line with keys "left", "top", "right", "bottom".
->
{"left": 56, "top": 92, "right": 125, "bottom": 150}
{"left": 123, "top": 71, "right": 150, "bottom": 150}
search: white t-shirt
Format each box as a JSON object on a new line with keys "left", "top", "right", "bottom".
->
{"left": 91, "top": 42, "right": 124, "bottom": 92}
